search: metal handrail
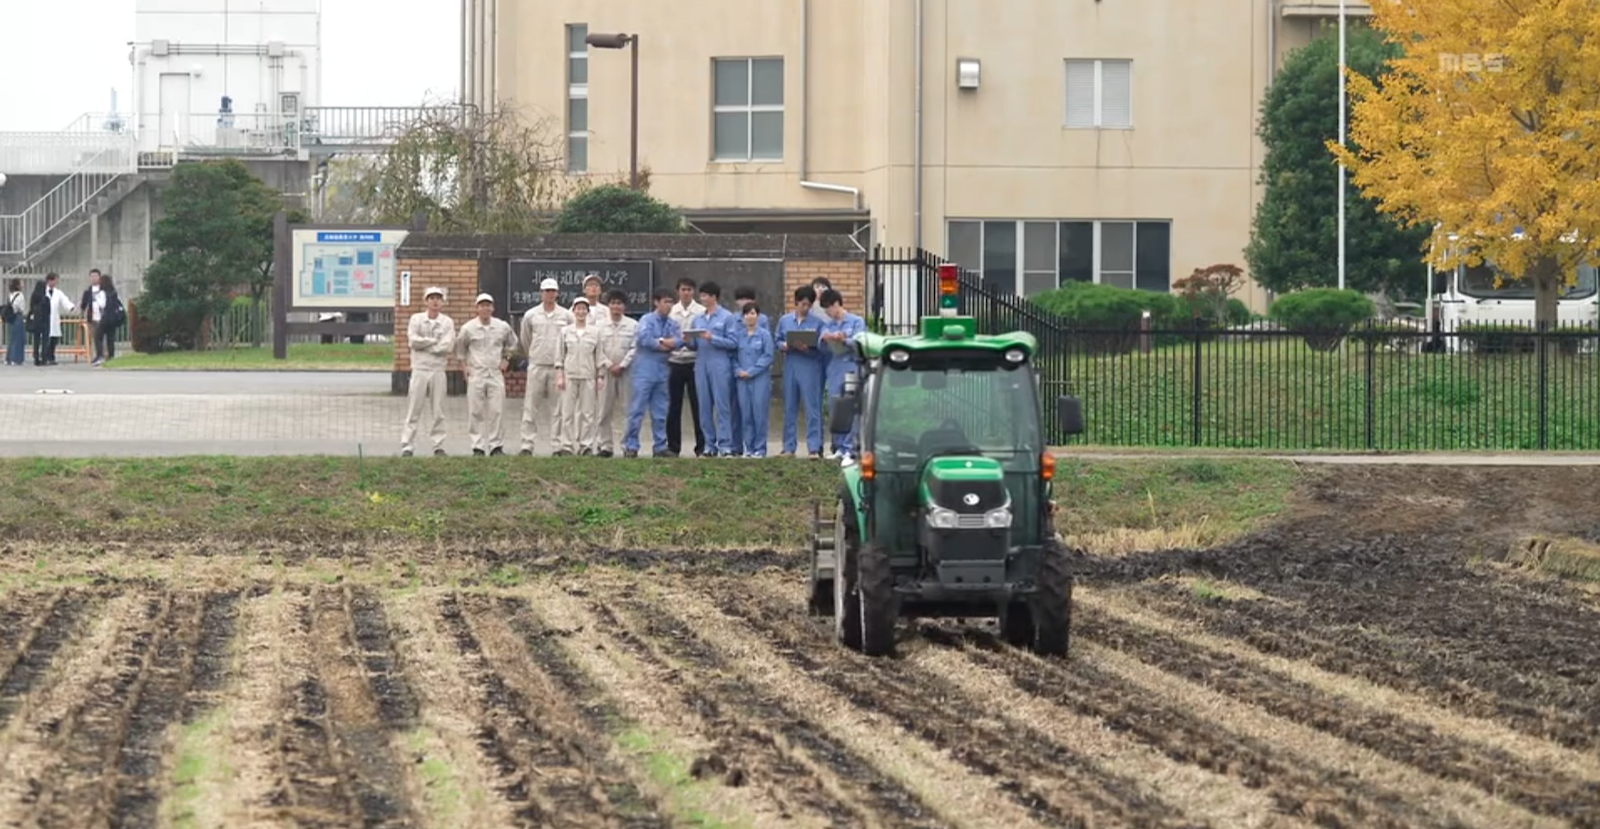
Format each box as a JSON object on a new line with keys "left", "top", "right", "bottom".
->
{"left": 0, "top": 146, "right": 129, "bottom": 259}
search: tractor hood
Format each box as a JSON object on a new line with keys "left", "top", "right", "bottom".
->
{"left": 918, "top": 456, "right": 1013, "bottom": 529}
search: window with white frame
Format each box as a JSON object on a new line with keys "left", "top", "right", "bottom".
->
{"left": 567, "top": 24, "right": 588, "bottom": 173}
{"left": 1064, "top": 59, "right": 1132, "bottom": 129}
{"left": 946, "top": 219, "right": 1171, "bottom": 296}
{"left": 712, "top": 57, "right": 784, "bottom": 161}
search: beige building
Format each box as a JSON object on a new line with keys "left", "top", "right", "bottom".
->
{"left": 462, "top": 0, "right": 1367, "bottom": 311}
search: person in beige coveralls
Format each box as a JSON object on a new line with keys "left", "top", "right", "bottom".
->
{"left": 557, "top": 297, "right": 606, "bottom": 455}
{"left": 518, "top": 277, "right": 575, "bottom": 456}
{"left": 594, "top": 288, "right": 638, "bottom": 458}
{"left": 455, "top": 293, "right": 520, "bottom": 456}
{"left": 400, "top": 286, "right": 456, "bottom": 456}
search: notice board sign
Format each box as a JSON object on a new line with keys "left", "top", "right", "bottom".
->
{"left": 507, "top": 259, "right": 655, "bottom": 316}
{"left": 291, "top": 228, "right": 408, "bottom": 308}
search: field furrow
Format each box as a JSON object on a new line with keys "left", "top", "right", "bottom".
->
{"left": 383, "top": 591, "right": 548, "bottom": 829}
{"left": 432, "top": 592, "right": 651, "bottom": 827}
{"left": 480, "top": 594, "right": 677, "bottom": 828}
{"left": 1076, "top": 599, "right": 1600, "bottom": 823}
{"left": 0, "top": 589, "right": 95, "bottom": 729}
{"left": 0, "top": 591, "right": 149, "bottom": 821}
{"left": 592, "top": 588, "right": 953, "bottom": 829}
{"left": 971, "top": 631, "right": 1563, "bottom": 829}
{"left": 308, "top": 586, "right": 418, "bottom": 827}
{"left": 1130, "top": 579, "right": 1600, "bottom": 753}
{"left": 265, "top": 591, "right": 368, "bottom": 828}
{"left": 29, "top": 591, "right": 188, "bottom": 828}
{"left": 527, "top": 580, "right": 864, "bottom": 829}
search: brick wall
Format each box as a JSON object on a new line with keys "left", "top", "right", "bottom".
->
{"left": 392, "top": 257, "right": 480, "bottom": 394}
{"left": 784, "top": 260, "right": 868, "bottom": 312}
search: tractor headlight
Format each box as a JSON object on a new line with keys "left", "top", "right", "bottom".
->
{"left": 926, "top": 506, "right": 959, "bottom": 529}
{"left": 1004, "top": 348, "right": 1025, "bottom": 364}
{"left": 984, "top": 507, "right": 1012, "bottom": 528}
{"left": 888, "top": 348, "right": 910, "bottom": 365}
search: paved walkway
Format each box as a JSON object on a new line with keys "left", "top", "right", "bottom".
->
{"left": 3, "top": 365, "right": 1599, "bottom": 463}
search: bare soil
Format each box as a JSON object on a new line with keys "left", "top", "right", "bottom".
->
{"left": 0, "top": 464, "right": 1597, "bottom": 828}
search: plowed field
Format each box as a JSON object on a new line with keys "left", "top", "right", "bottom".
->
{"left": 3, "top": 464, "right": 1600, "bottom": 828}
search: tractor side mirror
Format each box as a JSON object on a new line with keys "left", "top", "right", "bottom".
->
{"left": 1056, "top": 394, "right": 1084, "bottom": 435}
{"left": 1432, "top": 272, "right": 1449, "bottom": 294}
{"left": 829, "top": 395, "right": 857, "bottom": 434}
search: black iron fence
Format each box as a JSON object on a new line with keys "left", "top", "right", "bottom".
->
{"left": 867, "top": 245, "right": 1600, "bottom": 450}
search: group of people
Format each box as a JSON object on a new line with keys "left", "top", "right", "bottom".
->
{"left": 399, "top": 273, "right": 868, "bottom": 460}
{"left": 2, "top": 270, "right": 125, "bottom": 367}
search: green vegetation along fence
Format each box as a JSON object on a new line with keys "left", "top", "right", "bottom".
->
{"left": 868, "top": 246, "right": 1600, "bottom": 450}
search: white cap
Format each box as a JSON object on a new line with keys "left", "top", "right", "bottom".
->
{"left": 571, "top": 296, "right": 590, "bottom": 308}
{"left": 583, "top": 273, "right": 602, "bottom": 285}
{"left": 423, "top": 286, "right": 445, "bottom": 299}
{"left": 540, "top": 278, "right": 560, "bottom": 291}
{"left": 474, "top": 292, "right": 495, "bottom": 304}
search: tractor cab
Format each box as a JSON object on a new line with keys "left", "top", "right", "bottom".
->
{"left": 808, "top": 268, "right": 1085, "bottom": 658}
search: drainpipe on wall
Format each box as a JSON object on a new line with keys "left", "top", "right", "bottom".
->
{"left": 1266, "top": 0, "right": 1278, "bottom": 84}
{"left": 798, "top": 0, "right": 862, "bottom": 211}
{"left": 913, "top": 0, "right": 923, "bottom": 251}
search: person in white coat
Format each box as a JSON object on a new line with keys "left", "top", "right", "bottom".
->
{"left": 400, "top": 286, "right": 457, "bottom": 457}
{"left": 454, "top": 293, "right": 520, "bottom": 456}
{"left": 29, "top": 273, "right": 76, "bottom": 366}
{"left": 556, "top": 297, "right": 606, "bottom": 455}
{"left": 518, "top": 277, "right": 575, "bottom": 455}
{"left": 594, "top": 289, "right": 638, "bottom": 457}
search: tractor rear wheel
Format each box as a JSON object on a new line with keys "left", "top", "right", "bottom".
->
{"left": 832, "top": 495, "right": 864, "bottom": 651}
{"left": 1027, "top": 541, "right": 1073, "bottom": 657}
{"left": 856, "top": 543, "right": 897, "bottom": 657}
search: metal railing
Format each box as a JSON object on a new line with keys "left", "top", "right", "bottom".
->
{"left": 0, "top": 146, "right": 131, "bottom": 260}
{"left": 868, "top": 245, "right": 1600, "bottom": 450}
{"left": 0, "top": 131, "right": 137, "bottom": 176}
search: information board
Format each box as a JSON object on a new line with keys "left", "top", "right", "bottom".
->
{"left": 291, "top": 228, "right": 409, "bottom": 308}
{"left": 507, "top": 259, "right": 654, "bottom": 316}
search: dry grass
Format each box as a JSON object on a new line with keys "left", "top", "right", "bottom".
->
{"left": 1508, "top": 535, "right": 1600, "bottom": 583}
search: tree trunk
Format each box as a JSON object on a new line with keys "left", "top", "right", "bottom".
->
{"left": 1529, "top": 255, "right": 1562, "bottom": 362}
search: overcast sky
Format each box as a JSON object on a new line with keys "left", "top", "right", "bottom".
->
{"left": 0, "top": 0, "right": 458, "bottom": 131}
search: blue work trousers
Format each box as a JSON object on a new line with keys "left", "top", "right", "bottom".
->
{"left": 695, "top": 362, "right": 736, "bottom": 455}
{"left": 782, "top": 356, "right": 824, "bottom": 454}
{"left": 624, "top": 374, "right": 671, "bottom": 454}
{"left": 826, "top": 367, "right": 858, "bottom": 455}
{"left": 736, "top": 375, "right": 772, "bottom": 456}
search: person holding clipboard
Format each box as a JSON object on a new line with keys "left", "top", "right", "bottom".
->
{"left": 818, "top": 288, "right": 867, "bottom": 460}
{"left": 776, "top": 285, "right": 826, "bottom": 458}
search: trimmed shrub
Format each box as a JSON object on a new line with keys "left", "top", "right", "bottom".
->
{"left": 1268, "top": 288, "right": 1375, "bottom": 351}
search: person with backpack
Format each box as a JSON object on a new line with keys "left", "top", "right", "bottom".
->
{"left": 80, "top": 269, "right": 123, "bottom": 366}
{"left": 27, "top": 273, "right": 76, "bottom": 366}
{"left": 2, "top": 279, "right": 25, "bottom": 366}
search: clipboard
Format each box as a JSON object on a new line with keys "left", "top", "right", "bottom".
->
{"left": 825, "top": 336, "right": 850, "bottom": 355}
{"left": 784, "top": 329, "right": 819, "bottom": 348}
{"left": 682, "top": 328, "right": 707, "bottom": 337}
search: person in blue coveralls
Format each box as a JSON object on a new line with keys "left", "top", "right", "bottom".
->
{"left": 623, "top": 289, "right": 684, "bottom": 458}
{"left": 687, "top": 281, "right": 741, "bottom": 456}
{"left": 734, "top": 302, "right": 776, "bottom": 457}
{"left": 818, "top": 288, "right": 866, "bottom": 459}
{"left": 728, "top": 286, "right": 770, "bottom": 452}
{"left": 776, "top": 285, "right": 825, "bottom": 459}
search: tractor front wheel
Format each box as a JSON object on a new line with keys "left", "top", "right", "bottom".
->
{"left": 1026, "top": 542, "right": 1073, "bottom": 657}
{"left": 856, "top": 543, "right": 897, "bottom": 657}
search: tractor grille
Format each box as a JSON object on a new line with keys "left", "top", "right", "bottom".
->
{"left": 950, "top": 513, "right": 991, "bottom": 530}
{"left": 929, "top": 478, "right": 1008, "bottom": 513}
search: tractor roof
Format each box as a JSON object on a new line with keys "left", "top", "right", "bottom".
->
{"left": 854, "top": 315, "right": 1039, "bottom": 359}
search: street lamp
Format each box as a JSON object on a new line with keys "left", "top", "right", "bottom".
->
{"left": 1336, "top": 0, "right": 1347, "bottom": 291}
{"left": 585, "top": 32, "right": 640, "bottom": 190}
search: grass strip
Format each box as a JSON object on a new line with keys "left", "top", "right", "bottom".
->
{"left": 0, "top": 456, "right": 1300, "bottom": 549}
{"left": 103, "top": 343, "right": 392, "bottom": 372}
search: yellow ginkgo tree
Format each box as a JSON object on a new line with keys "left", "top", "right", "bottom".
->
{"left": 1329, "top": 0, "right": 1600, "bottom": 329}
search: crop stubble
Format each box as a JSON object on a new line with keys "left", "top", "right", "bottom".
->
{"left": 0, "top": 522, "right": 1596, "bottom": 829}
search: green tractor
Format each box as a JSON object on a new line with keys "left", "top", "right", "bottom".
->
{"left": 808, "top": 306, "right": 1085, "bottom": 658}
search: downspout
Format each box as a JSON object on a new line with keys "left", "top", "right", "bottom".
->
{"left": 913, "top": 0, "right": 923, "bottom": 251}
{"left": 798, "top": 0, "right": 861, "bottom": 211}
{"left": 1266, "top": 0, "right": 1277, "bottom": 84}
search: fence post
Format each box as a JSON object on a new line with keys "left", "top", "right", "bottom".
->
{"left": 1191, "top": 316, "right": 1203, "bottom": 446}
{"left": 1538, "top": 319, "right": 1549, "bottom": 450}
{"left": 1364, "top": 322, "right": 1376, "bottom": 450}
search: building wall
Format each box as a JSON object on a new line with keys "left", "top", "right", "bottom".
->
{"left": 492, "top": 0, "right": 1363, "bottom": 312}
{"left": 132, "top": 0, "right": 321, "bottom": 153}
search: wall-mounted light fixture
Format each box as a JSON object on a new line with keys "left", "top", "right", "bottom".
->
{"left": 956, "top": 57, "right": 980, "bottom": 90}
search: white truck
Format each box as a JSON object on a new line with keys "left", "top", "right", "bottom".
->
{"left": 1422, "top": 234, "right": 1600, "bottom": 352}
